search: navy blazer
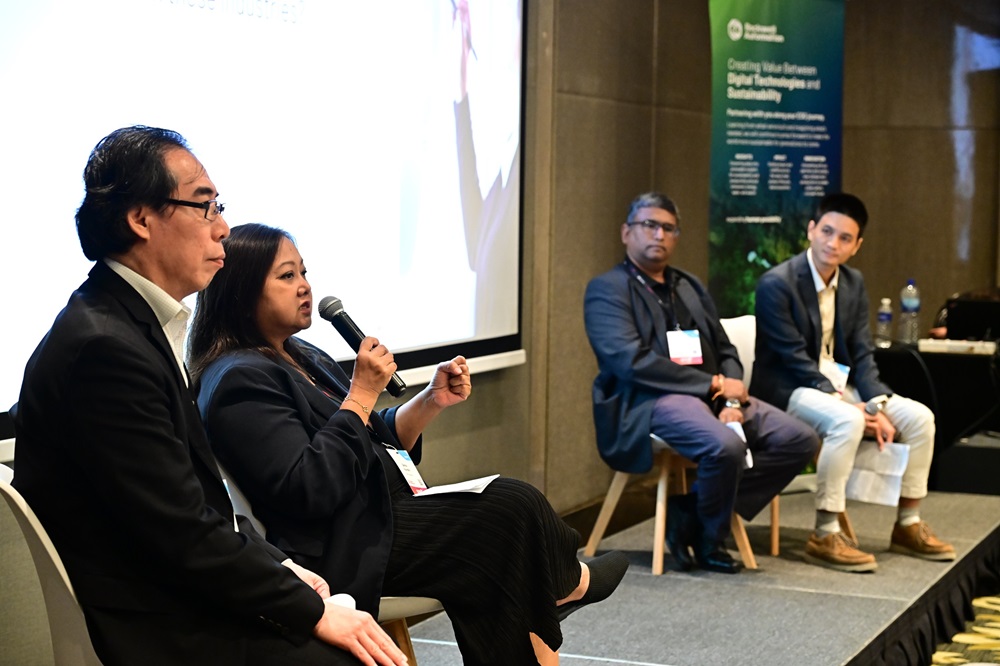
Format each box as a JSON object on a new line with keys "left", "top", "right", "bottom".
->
{"left": 197, "top": 339, "right": 421, "bottom": 617}
{"left": 13, "top": 262, "right": 323, "bottom": 666}
{"left": 751, "top": 251, "right": 891, "bottom": 409}
{"left": 584, "top": 262, "right": 743, "bottom": 473}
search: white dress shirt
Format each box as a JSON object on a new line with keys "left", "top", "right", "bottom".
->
{"left": 105, "top": 258, "right": 191, "bottom": 386}
{"left": 806, "top": 248, "right": 839, "bottom": 363}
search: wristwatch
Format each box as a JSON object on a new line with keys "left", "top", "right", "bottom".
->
{"left": 724, "top": 398, "right": 743, "bottom": 410}
{"left": 864, "top": 395, "right": 889, "bottom": 415}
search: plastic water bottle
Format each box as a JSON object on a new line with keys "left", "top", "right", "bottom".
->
{"left": 875, "top": 298, "right": 892, "bottom": 348}
{"left": 898, "top": 279, "right": 921, "bottom": 344}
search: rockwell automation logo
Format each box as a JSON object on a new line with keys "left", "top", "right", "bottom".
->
{"left": 727, "top": 18, "right": 743, "bottom": 40}
{"left": 727, "top": 18, "right": 785, "bottom": 43}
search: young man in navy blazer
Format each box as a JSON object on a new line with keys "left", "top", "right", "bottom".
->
{"left": 584, "top": 192, "right": 818, "bottom": 574}
{"left": 751, "top": 192, "right": 954, "bottom": 572}
{"left": 12, "top": 126, "right": 406, "bottom": 666}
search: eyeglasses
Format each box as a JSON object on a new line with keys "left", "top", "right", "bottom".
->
{"left": 627, "top": 219, "right": 680, "bottom": 236}
{"left": 163, "top": 198, "right": 226, "bottom": 220}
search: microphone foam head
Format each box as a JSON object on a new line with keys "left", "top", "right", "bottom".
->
{"left": 318, "top": 296, "right": 344, "bottom": 321}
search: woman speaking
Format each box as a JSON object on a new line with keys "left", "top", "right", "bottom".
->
{"left": 189, "top": 223, "right": 627, "bottom": 665}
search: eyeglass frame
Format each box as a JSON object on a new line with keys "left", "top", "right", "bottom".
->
{"left": 626, "top": 219, "right": 680, "bottom": 236}
{"left": 163, "top": 198, "right": 226, "bottom": 220}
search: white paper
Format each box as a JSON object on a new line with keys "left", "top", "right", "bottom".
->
{"left": 414, "top": 474, "right": 500, "bottom": 497}
{"left": 725, "top": 421, "right": 754, "bottom": 469}
{"left": 845, "top": 441, "right": 909, "bottom": 506}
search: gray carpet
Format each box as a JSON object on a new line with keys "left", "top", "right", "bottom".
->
{"left": 407, "top": 490, "right": 1000, "bottom": 665}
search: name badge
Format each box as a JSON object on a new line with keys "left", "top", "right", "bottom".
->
{"left": 819, "top": 358, "right": 851, "bottom": 395}
{"left": 667, "top": 329, "right": 703, "bottom": 365}
{"left": 385, "top": 448, "right": 428, "bottom": 494}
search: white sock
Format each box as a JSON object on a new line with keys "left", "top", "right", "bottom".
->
{"left": 897, "top": 506, "right": 920, "bottom": 527}
{"left": 815, "top": 510, "right": 840, "bottom": 536}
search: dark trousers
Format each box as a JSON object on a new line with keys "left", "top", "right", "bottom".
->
{"left": 381, "top": 477, "right": 582, "bottom": 666}
{"left": 650, "top": 394, "right": 819, "bottom": 542}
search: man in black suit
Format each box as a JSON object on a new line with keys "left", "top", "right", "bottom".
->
{"left": 752, "top": 192, "right": 954, "bottom": 572}
{"left": 12, "top": 126, "right": 406, "bottom": 666}
{"left": 583, "top": 192, "right": 818, "bottom": 573}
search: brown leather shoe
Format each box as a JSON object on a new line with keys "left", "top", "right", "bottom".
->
{"left": 804, "top": 531, "right": 878, "bottom": 572}
{"left": 889, "top": 521, "right": 956, "bottom": 561}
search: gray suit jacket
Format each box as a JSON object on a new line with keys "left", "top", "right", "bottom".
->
{"left": 750, "top": 250, "right": 891, "bottom": 409}
{"left": 584, "top": 261, "right": 742, "bottom": 473}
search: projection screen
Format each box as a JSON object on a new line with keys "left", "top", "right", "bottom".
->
{"left": 0, "top": 0, "right": 524, "bottom": 417}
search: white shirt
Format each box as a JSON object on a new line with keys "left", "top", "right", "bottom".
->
{"left": 104, "top": 258, "right": 191, "bottom": 386}
{"left": 806, "top": 248, "right": 839, "bottom": 362}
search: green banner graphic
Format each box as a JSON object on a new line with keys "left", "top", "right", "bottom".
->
{"left": 708, "top": 0, "right": 844, "bottom": 316}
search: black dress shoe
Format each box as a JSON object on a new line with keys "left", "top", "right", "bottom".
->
{"left": 557, "top": 551, "right": 629, "bottom": 621}
{"left": 694, "top": 537, "right": 743, "bottom": 574}
{"left": 666, "top": 494, "right": 696, "bottom": 571}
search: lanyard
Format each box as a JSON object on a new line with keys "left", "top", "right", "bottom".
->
{"left": 623, "top": 261, "right": 680, "bottom": 330}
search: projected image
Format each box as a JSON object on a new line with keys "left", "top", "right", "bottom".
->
{"left": 0, "top": 0, "right": 523, "bottom": 411}
{"left": 452, "top": 0, "right": 522, "bottom": 335}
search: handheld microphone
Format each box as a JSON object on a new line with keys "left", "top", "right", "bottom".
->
{"left": 318, "top": 296, "right": 407, "bottom": 397}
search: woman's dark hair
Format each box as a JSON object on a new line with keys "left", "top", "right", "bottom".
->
{"left": 188, "top": 223, "right": 294, "bottom": 380}
{"left": 75, "top": 126, "right": 189, "bottom": 260}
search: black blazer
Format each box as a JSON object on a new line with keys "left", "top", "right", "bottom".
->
{"left": 13, "top": 262, "right": 323, "bottom": 666}
{"left": 751, "top": 251, "right": 892, "bottom": 409}
{"left": 196, "top": 339, "right": 421, "bottom": 617}
{"left": 583, "top": 261, "right": 743, "bottom": 473}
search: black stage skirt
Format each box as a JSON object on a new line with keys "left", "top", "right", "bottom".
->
{"left": 378, "top": 451, "right": 582, "bottom": 666}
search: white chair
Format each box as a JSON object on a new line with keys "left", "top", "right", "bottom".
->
{"left": 0, "top": 436, "right": 15, "bottom": 466}
{"left": 719, "top": 315, "right": 855, "bottom": 545}
{"left": 0, "top": 463, "right": 105, "bottom": 665}
{"left": 584, "top": 316, "right": 780, "bottom": 574}
{"left": 376, "top": 596, "right": 443, "bottom": 663}
{"left": 222, "top": 469, "right": 441, "bottom": 664}
{"left": 720, "top": 315, "right": 782, "bottom": 558}
{"left": 719, "top": 314, "right": 757, "bottom": 386}
{"left": 584, "top": 434, "right": 777, "bottom": 574}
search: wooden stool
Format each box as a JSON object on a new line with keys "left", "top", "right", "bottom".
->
{"left": 584, "top": 434, "right": 780, "bottom": 574}
{"left": 379, "top": 596, "right": 444, "bottom": 665}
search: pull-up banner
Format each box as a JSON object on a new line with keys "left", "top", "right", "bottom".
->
{"left": 708, "top": 0, "right": 845, "bottom": 316}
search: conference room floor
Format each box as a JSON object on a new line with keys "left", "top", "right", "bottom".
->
{"left": 406, "top": 489, "right": 1000, "bottom": 665}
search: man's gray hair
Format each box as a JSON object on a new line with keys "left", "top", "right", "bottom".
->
{"left": 626, "top": 192, "right": 681, "bottom": 223}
